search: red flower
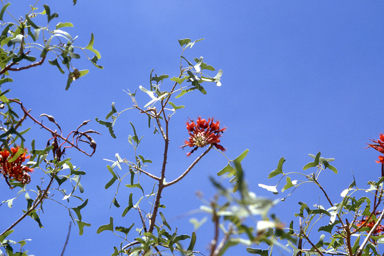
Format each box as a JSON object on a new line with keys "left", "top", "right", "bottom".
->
{"left": 182, "top": 117, "right": 226, "bottom": 156}
{"left": 355, "top": 212, "right": 384, "bottom": 240}
{"left": 0, "top": 146, "right": 33, "bottom": 188}
{"left": 368, "top": 134, "right": 384, "bottom": 163}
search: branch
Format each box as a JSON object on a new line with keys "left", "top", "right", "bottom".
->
{"left": 164, "top": 145, "right": 213, "bottom": 188}
{"left": 0, "top": 174, "right": 55, "bottom": 237}
{"left": 60, "top": 222, "right": 72, "bottom": 256}
{"left": 0, "top": 56, "right": 46, "bottom": 75}
{"left": 8, "top": 99, "right": 96, "bottom": 157}
{"left": 356, "top": 208, "right": 384, "bottom": 256}
{"left": 132, "top": 165, "right": 160, "bottom": 181}
{"left": 300, "top": 230, "right": 324, "bottom": 256}
{"left": 210, "top": 202, "right": 219, "bottom": 256}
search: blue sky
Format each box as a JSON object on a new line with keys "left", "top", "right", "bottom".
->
{"left": 1, "top": 0, "right": 384, "bottom": 255}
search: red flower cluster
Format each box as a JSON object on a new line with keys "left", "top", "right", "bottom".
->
{"left": 355, "top": 212, "right": 384, "bottom": 237}
{"left": 182, "top": 117, "right": 226, "bottom": 156}
{"left": 0, "top": 146, "right": 33, "bottom": 187}
{"left": 367, "top": 134, "right": 384, "bottom": 163}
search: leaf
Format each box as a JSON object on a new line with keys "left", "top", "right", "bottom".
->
{"left": 43, "top": 5, "right": 58, "bottom": 23}
{"left": 281, "top": 176, "right": 294, "bottom": 192}
{"left": 258, "top": 184, "right": 278, "bottom": 194}
{"left": 97, "top": 217, "right": 114, "bottom": 234}
{"left": 168, "top": 101, "right": 184, "bottom": 111}
{"left": 95, "top": 118, "right": 116, "bottom": 138}
{"left": 76, "top": 220, "right": 91, "bottom": 235}
{"left": 217, "top": 164, "right": 235, "bottom": 176}
{"left": 0, "top": 3, "right": 10, "bottom": 21}
{"left": 56, "top": 22, "right": 74, "bottom": 30}
{"left": 246, "top": 248, "right": 268, "bottom": 255}
{"left": 48, "top": 58, "right": 65, "bottom": 74}
{"left": 170, "top": 76, "right": 186, "bottom": 84}
{"left": 25, "top": 15, "right": 39, "bottom": 29}
{"left": 122, "top": 193, "right": 134, "bottom": 217}
{"left": 0, "top": 229, "right": 13, "bottom": 242}
{"left": 72, "top": 199, "right": 88, "bottom": 222}
{"left": 105, "top": 102, "right": 117, "bottom": 119}
{"left": 125, "top": 183, "right": 144, "bottom": 195}
{"left": 178, "top": 38, "right": 191, "bottom": 47}
{"left": 115, "top": 223, "right": 134, "bottom": 236}
{"left": 187, "top": 232, "right": 196, "bottom": 251}
{"left": 159, "top": 212, "right": 171, "bottom": 230}
{"left": 105, "top": 165, "right": 118, "bottom": 189}
{"left": 318, "top": 220, "right": 340, "bottom": 234}
{"left": 268, "top": 157, "right": 285, "bottom": 178}
{"left": 84, "top": 33, "right": 101, "bottom": 59}
{"left": 112, "top": 197, "right": 120, "bottom": 208}
{"left": 233, "top": 149, "right": 249, "bottom": 165}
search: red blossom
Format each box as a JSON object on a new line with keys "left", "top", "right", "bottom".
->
{"left": 367, "top": 134, "right": 384, "bottom": 163}
{"left": 182, "top": 117, "right": 226, "bottom": 156}
{"left": 355, "top": 212, "right": 384, "bottom": 242}
{"left": 0, "top": 146, "right": 33, "bottom": 188}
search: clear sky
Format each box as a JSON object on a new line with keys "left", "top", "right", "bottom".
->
{"left": 1, "top": 0, "right": 384, "bottom": 255}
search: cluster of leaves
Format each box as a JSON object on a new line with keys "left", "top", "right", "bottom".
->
{"left": 0, "top": 1, "right": 101, "bottom": 255}
{"left": 257, "top": 152, "right": 384, "bottom": 256}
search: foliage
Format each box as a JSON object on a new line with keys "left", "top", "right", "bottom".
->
{"left": 0, "top": 1, "right": 100, "bottom": 254}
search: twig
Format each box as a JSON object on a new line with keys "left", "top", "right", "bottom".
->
{"left": 132, "top": 165, "right": 160, "bottom": 181}
{"left": 0, "top": 56, "right": 46, "bottom": 75}
{"left": 209, "top": 201, "right": 219, "bottom": 256}
{"left": 60, "top": 222, "right": 72, "bottom": 256}
{"left": 0, "top": 174, "right": 55, "bottom": 237}
{"left": 213, "top": 225, "right": 233, "bottom": 256}
{"left": 164, "top": 145, "right": 213, "bottom": 188}
{"left": 356, "top": 208, "right": 384, "bottom": 256}
{"left": 300, "top": 230, "right": 324, "bottom": 256}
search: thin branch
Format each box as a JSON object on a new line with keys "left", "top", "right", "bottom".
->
{"left": 132, "top": 165, "right": 160, "bottom": 181}
{"left": 356, "top": 208, "right": 384, "bottom": 256}
{"left": 213, "top": 225, "right": 233, "bottom": 256}
{"left": 164, "top": 145, "right": 213, "bottom": 188}
{"left": 300, "top": 230, "right": 324, "bottom": 256}
{"left": 210, "top": 202, "right": 219, "bottom": 256}
{"left": 0, "top": 174, "right": 55, "bottom": 237}
{"left": 0, "top": 56, "right": 46, "bottom": 75}
{"left": 60, "top": 222, "right": 72, "bottom": 256}
{"left": 8, "top": 99, "right": 95, "bottom": 157}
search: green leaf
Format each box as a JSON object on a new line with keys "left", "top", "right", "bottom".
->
{"left": 170, "top": 76, "right": 186, "bottom": 84}
{"left": 97, "top": 217, "right": 114, "bottom": 234}
{"left": 125, "top": 183, "right": 144, "bottom": 194}
{"left": 84, "top": 33, "right": 101, "bottom": 59}
{"left": 112, "top": 197, "right": 120, "bottom": 208}
{"left": 105, "top": 102, "right": 117, "bottom": 119}
{"left": 43, "top": 5, "right": 58, "bottom": 23}
{"left": 0, "top": 3, "right": 10, "bottom": 21}
{"left": 159, "top": 212, "right": 171, "bottom": 230}
{"left": 268, "top": 157, "right": 285, "bottom": 178}
{"left": 27, "top": 210, "right": 43, "bottom": 228}
{"left": 217, "top": 164, "right": 235, "bottom": 176}
{"left": 187, "top": 232, "right": 196, "bottom": 251}
{"left": 246, "top": 248, "right": 268, "bottom": 255}
{"left": 95, "top": 118, "right": 116, "bottom": 138}
{"left": 178, "top": 38, "right": 191, "bottom": 47}
{"left": 115, "top": 223, "right": 134, "bottom": 236}
{"left": 48, "top": 58, "right": 65, "bottom": 74}
{"left": 76, "top": 220, "right": 91, "bottom": 235}
{"left": 0, "top": 229, "right": 14, "bottom": 242}
{"left": 168, "top": 101, "right": 184, "bottom": 111}
{"left": 8, "top": 148, "right": 26, "bottom": 163}
{"left": 72, "top": 199, "right": 88, "bottom": 222}
{"left": 318, "top": 220, "right": 340, "bottom": 234}
{"left": 105, "top": 165, "right": 118, "bottom": 189}
{"left": 282, "top": 176, "right": 294, "bottom": 192}
{"left": 122, "top": 193, "right": 134, "bottom": 217}
{"left": 56, "top": 22, "right": 73, "bottom": 30}
{"left": 25, "top": 15, "right": 39, "bottom": 29}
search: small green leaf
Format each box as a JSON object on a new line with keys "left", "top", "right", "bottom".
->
{"left": 178, "top": 38, "right": 191, "bottom": 47}
{"left": 187, "top": 232, "right": 196, "bottom": 251}
{"left": 170, "top": 76, "right": 186, "bottom": 84}
{"left": 25, "top": 15, "right": 39, "bottom": 29}
{"left": 268, "top": 157, "right": 285, "bottom": 178}
{"left": 72, "top": 199, "right": 88, "bottom": 222}
{"left": 168, "top": 101, "right": 184, "bottom": 111}
{"left": 126, "top": 183, "right": 144, "bottom": 195}
{"left": 122, "top": 193, "right": 134, "bottom": 217}
{"left": 105, "top": 165, "right": 118, "bottom": 189}
{"left": 115, "top": 223, "right": 134, "bottom": 236}
{"left": 76, "top": 220, "right": 91, "bottom": 235}
{"left": 217, "top": 164, "right": 235, "bottom": 176}
{"left": 246, "top": 248, "right": 268, "bottom": 255}
{"left": 281, "top": 176, "right": 294, "bottom": 192}
{"left": 159, "top": 212, "right": 171, "bottom": 230}
{"left": 48, "top": 58, "right": 65, "bottom": 74}
{"left": 56, "top": 22, "right": 73, "bottom": 30}
{"left": 97, "top": 217, "right": 114, "bottom": 234}
{"left": 112, "top": 197, "right": 120, "bottom": 208}
{"left": 0, "top": 3, "right": 11, "bottom": 21}
{"left": 84, "top": 33, "right": 101, "bottom": 59}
